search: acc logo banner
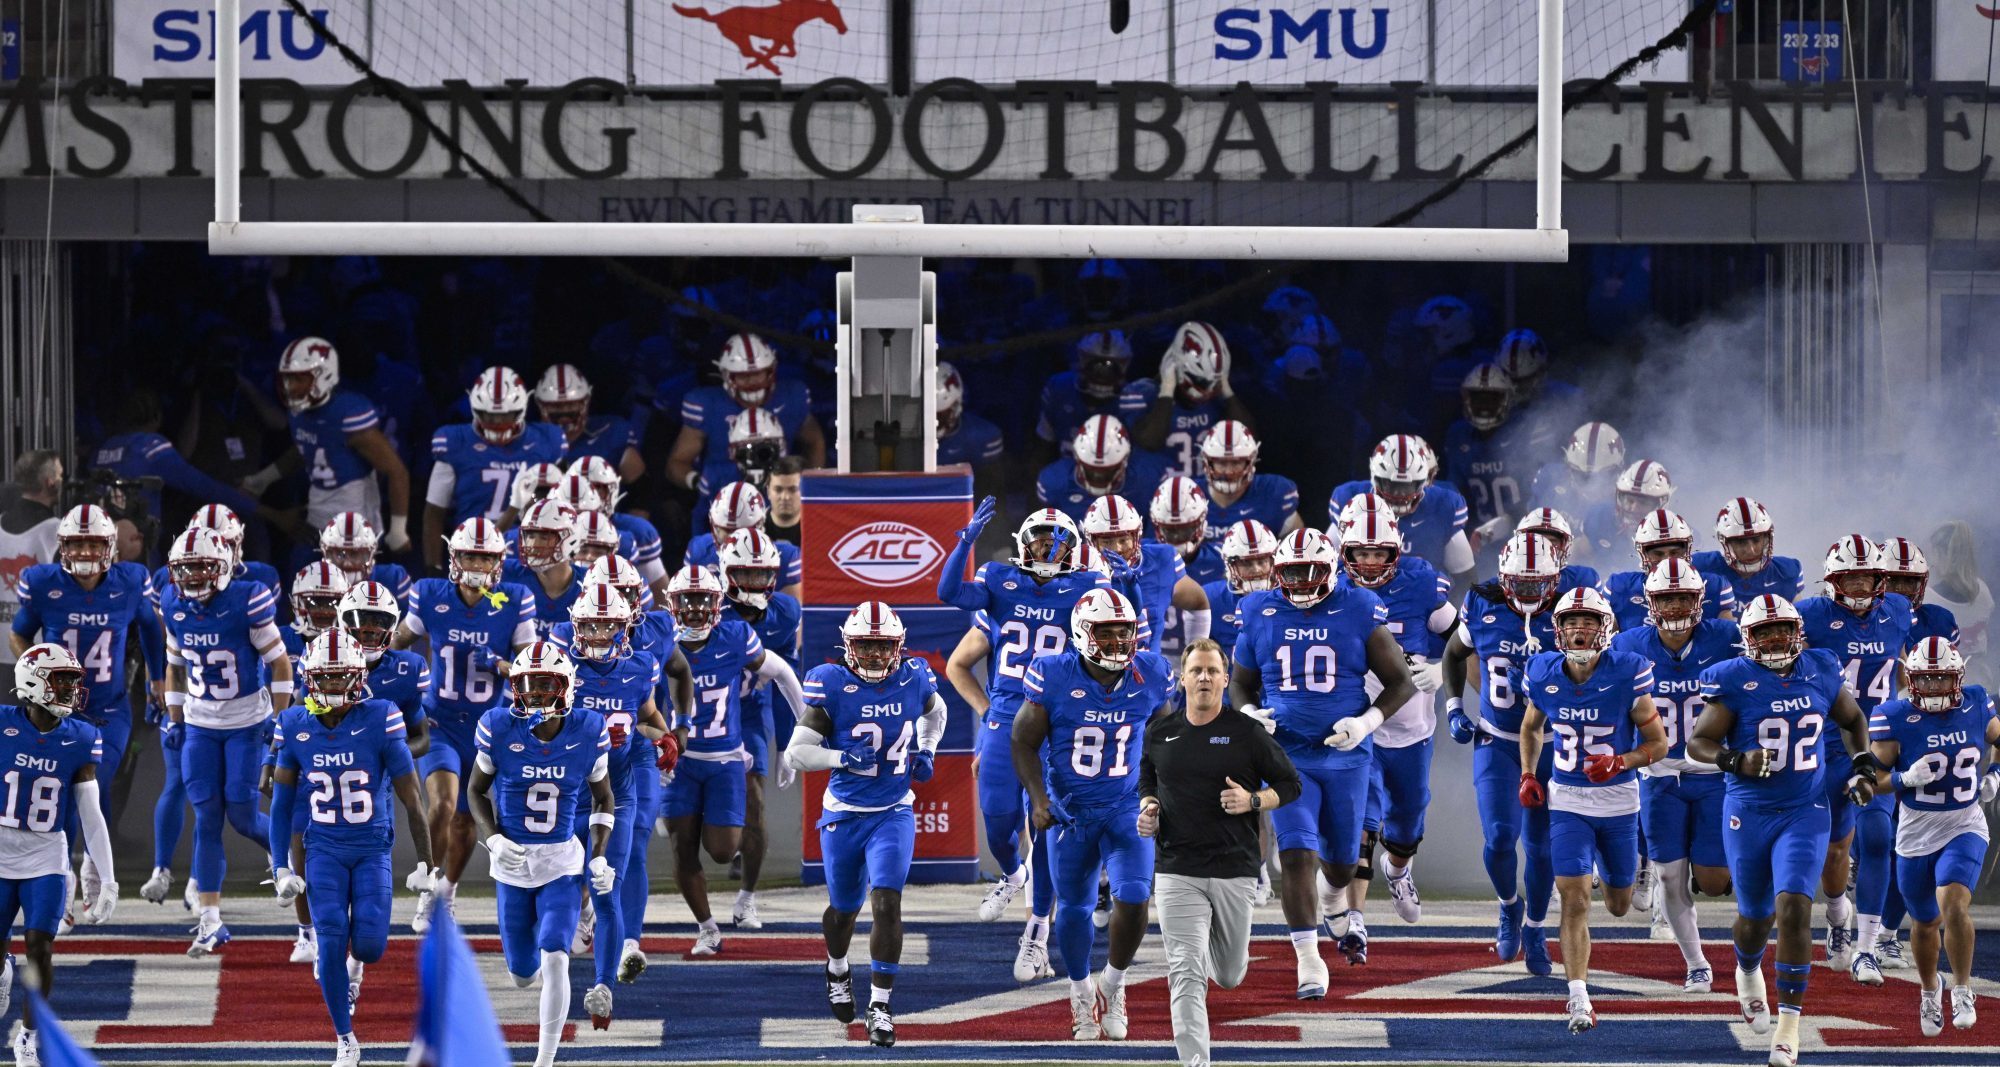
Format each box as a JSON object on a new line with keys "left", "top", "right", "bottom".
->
{"left": 829, "top": 521, "right": 944, "bottom": 589}
{"left": 800, "top": 469, "right": 971, "bottom": 605}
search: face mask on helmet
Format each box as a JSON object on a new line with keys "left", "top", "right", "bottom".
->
{"left": 1371, "top": 477, "right": 1425, "bottom": 516}
{"left": 172, "top": 558, "right": 225, "bottom": 600}
{"left": 732, "top": 439, "right": 783, "bottom": 486}
{"left": 1089, "top": 528, "right": 1140, "bottom": 564}
{"left": 1647, "top": 591, "right": 1701, "bottom": 634}
{"left": 1204, "top": 456, "right": 1254, "bottom": 495}
{"left": 1884, "top": 572, "right": 1927, "bottom": 603}
{"left": 573, "top": 618, "right": 626, "bottom": 660}
{"left": 1076, "top": 455, "right": 1127, "bottom": 495}
{"left": 452, "top": 549, "right": 505, "bottom": 590}
{"left": 1015, "top": 520, "right": 1077, "bottom": 579}
{"left": 58, "top": 534, "right": 114, "bottom": 578}
{"left": 725, "top": 564, "right": 778, "bottom": 605}
{"left": 539, "top": 397, "right": 590, "bottom": 440}
{"left": 1554, "top": 610, "right": 1608, "bottom": 665}
{"left": 1639, "top": 539, "right": 1692, "bottom": 569}
{"left": 671, "top": 591, "right": 721, "bottom": 639}
{"left": 510, "top": 671, "right": 571, "bottom": 721}
{"left": 1077, "top": 355, "right": 1127, "bottom": 401}
{"left": 294, "top": 591, "right": 343, "bottom": 634}
{"left": 473, "top": 407, "right": 524, "bottom": 446}
{"left": 1082, "top": 620, "right": 1138, "bottom": 671}
{"left": 324, "top": 542, "right": 375, "bottom": 581}
{"left": 1227, "top": 552, "right": 1273, "bottom": 593}
{"left": 1342, "top": 545, "right": 1398, "bottom": 588}
{"left": 1462, "top": 387, "right": 1510, "bottom": 431}
{"left": 278, "top": 369, "right": 324, "bottom": 411}
{"left": 1275, "top": 560, "right": 1332, "bottom": 607}
{"left": 1744, "top": 620, "right": 1804, "bottom": 669}
{"left": 33, "top": 666, "right": 85, "bottom": 716}
{"left": 519, "top": 527, "right": 571, "bottom": 569}
{"left": 1616, "top": 491, "right": 1664, "bottom": 529}
{"left": 845, "top": 635, "right": 903, "bottom": 683}
{"left": 1721, "top": 533, "right": 1772, "bottom": 574}
{"left": 725, "top": 367, "right": 776, "bottom": 407}
{"left": 306, "top": 665, "right": 368, "bottom": 712}
{"left": 1829, "top": 571, "right": 1884, "bottom": 613}
{"left": 342, "top": 608, "right": 398, "bottom": 654}
{"left": 1910, "top": 668, "right": 1964, "bottom": 713}
{"left": 1501, "top": 574, "right": 1556, "bottom": 614}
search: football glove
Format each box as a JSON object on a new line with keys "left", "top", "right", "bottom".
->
{"left": 1583, "top": 752, "right": 1626, "bottom": 783}
{"left": 588, "top": 856, "right": 616, "bottom": 895}
{"left": 271, "top": 866, "right": 306, "bottom": 904}
{"left": 1517, "top": 773, "right": 1547, "bottom": 809}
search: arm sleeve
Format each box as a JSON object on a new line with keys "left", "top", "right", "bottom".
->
{"left": 936, "top": 549, "right": 989, "bottom": 611}
{"left": 916, "top": 692, "right": 948, "bottom": 754}
{"left": 784, "top": 724, "right": 847, "bottom": 772}
{"left": 1427, "top": 601, "right": 1458, "bottom": 635}
{"left": 267, "top": 774, "right": 297, "bottom": 870}
{"left": 133, "top": 592, "right": 167, "bottom": 681}
{"left": 753, "top": 652, "right": 807, "bottom": 722}
{"left": 1183, "top": 609, "right": 1211, "bottom": 644}
{"left": 635, "top": 557, "right": 668, "bottom": 585}
{"left": 1443, "top": 530, "right": 1475, "bottom": 575}
{"left": 72, "top": 780, "right": 118, "bottom": 886}
{"left": 425, "top": 462, "right": 457, "bottom": 509}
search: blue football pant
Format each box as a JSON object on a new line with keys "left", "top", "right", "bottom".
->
{"left": 819, "top": 806, "right": 916, "bottom": 913}
{"left": 1472, "top": 733, "right": 1555, "bottom": 921}
{"left": 497, "top": 874, "right": 585, "bottom": 982}
{"left": 304, "top": 847, "right": 392, "bottom": 1035}
{"left": 1897, "top": 832, "right": 1986, "bottom": 924}
{"left": 1724, "top": 798, "right": 1831, "bottom": 922}
{"left": 182, "top": 722, "right": 270, "bottom": 893}
{"left": 1049, "top": 804, "right": 1154, "bottom": 981}
{"left": 1640, "top": 771, "right": 1728, "bottom": 867}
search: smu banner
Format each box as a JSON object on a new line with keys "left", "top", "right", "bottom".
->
{"left": 799, "top": 468, "right": 978, "bottom": 885}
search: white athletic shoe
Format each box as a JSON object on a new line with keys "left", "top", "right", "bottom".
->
{"left": 0, "top": 954, "right": 14, "bottom": 1018}
{"left": 1633, "top": 862, "right": 1657, "bottom": 911}
{"left": 1736, "top": 967, "right": 1772, "bottom": 1034}
{"left": 690, "top": 925, "right": 724, "bottom": 957}
{"left": 1649, "top": 906, "right": 1672, "bottom": 941}
{"left": 1876, "top": 933, "right": 1909, "bottom": 970}
{"left": 1094, "top": 978, "right": 1128, "bottom": 1040}
{"left": 347, "top": 957, "right": 365, "bottom": 1010}
{"left": 441, "top": 895, "right": 458, "bottom": 926}
{"left": 1952, "top": 985, "right": 1978, "bottom": 1030}
{"left": 1091, "top": 883, "right": 1111, "bottom": 930}
{"left": 732, "top": 896, "right": 763, "bottom": 930}
{"left": 1684, "top": 966, "right": 1713, "bottom": 994}
{"left": 1386, "top": 865, "right": 1422, "bottom": 923}
{"left": 572, "top": 895, "right": 595, "bottom": 954}
{"left": 1014, "top": 935, "right": 1053, "bottom": 983}
{"left": 1768, "top": 1032, "right": 1798, "bottom": 1067}
{"left": 291, "top": 929, "right": 319, "bottom": 964}
{"left": 1251, "top": 865, "right": 1273, "bottom": 907}
{"left": 1565, "top": 993, "right": 1596, "bottom": 1034}
{"left": 1825, "top": 924, "right": 1854, "bottom": 971}
{"left": 182, "top": 878, "right": 199, "bottom": 913}
{"left": 410, "top": 888, "right": 435, "bottom": 934}
{"left": 1296, "top": 951, "right": 1330, "bottom": 1000}
{"left": 331, "top": 1032, "right": 361, "bottom": 1067}
{"left": 977, "top": 877, "right": 1023, "bottom": 922}
{"left": 1851, "top": 951, "right": 1884, "bottom": 987}
{"left": 187, "top": 916, "right": 231, "bottom": 958}
{"left": 1070, "top": 980, "right": 1101, "bottom": 1040}
{"left": 13, "top": 1025, "right": 39, "bottom": 1067}
{"left": 139, "top": 867, "right": 172, "bottom": 905}
{"left": 1920, "top": 987, "right": 1945, "bottom": 1038}
{"left": 584, "top": 982, "right": 614, "bottom": 1030}
{"left": 618, "top": 940, "right": 648, "bottom": 984}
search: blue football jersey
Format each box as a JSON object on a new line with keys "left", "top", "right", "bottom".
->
{"left": 275, "top": 699, "right": 414, "bottom": 852}
{"left": 1871, "top": 687, "right": 1993, "bottom": 814}
{"left": 678, "top": 618, "right": 764, "bottom": 755}
{"left": 159, "top": 579, "right": 278, "bottom": 708}
{"left": 475, "top": 706, "right": 610, "bottom": 844}
{"left": 1443, "top": 420, "right": 1535, "bottom": 527}
{"left": 429, "top": 422, "right": 567, "bottom": 527}
{"left": 1368, "top": 556, "right": 1453, "bottom": 659}
{"left": 12, "top": 562, "right": 158, "bottom": 719}
{"left": 1036, "top": 454, "right": 1169, "bottom": 525}
{"left": 367, "top": 648, "right": 432, "bottom": 728}
{"left": 1798, "top": 592, "right": 1915, "bottom": 716}
{"left": 1458, "top": 586, "right": 1559, "bottom": 738}
{"left": 1179, "top": 542, "right": 1225, "bottom": 587}
{"left": 89, "top": 432, "right": 258, "bottom": 528}
{"left": 0, "top": 705, "right": 101, "bottom": 833}
{"left": 500, "top": 562, "right": 586, "bottom": 639}
{"left": 1525, "top": 650, "right": 1654, "bottom": 791}
{"left": 1526, "top": 461, "right": 1605, "bottom": 518}
{"left": 1328, "top": 482, "right": 1468, "bottom": 570}
{"left": 1197, "top": 474, "right": 1300, "bottom": 544}
{"left": 406, "top": 578, "right": 539, "bottom": 726}
{"left": 1117, "top": 382, "right": 1227, "bottom": 478}
{"left": 1602, "top": 568, "right": 1736, "bottom": 631}
{"left": 685, "top": 533, "right": 804, "bottom": 588}
{"left": 1692, "top": 551, "right": 1806, "bottom": 605}
{"left": 963, "top": 564, "right": 1110, "bottom": 713}
{"left": 611, "top": 514, "right": 664, "bottom": 570}
{"left": 1910, "top": 603, "right": 1960, "bottom": 646}
{"left": 938, "top": 413, "right": 1005, "bottom": 468}
{"left": 1202, "top": 580, "right": 1244, "bottom": 656}
{"left": 561, "top": 415, "right": 638, "bottom": 471}
{"left": 1025, "top": 650, "right": 1174, "bottom": 810}
{"left": 1234, "top": 583, "right": 1387, "bottom": 767}
{"left": 363, "top": 561, "right": 415, "bottom": 607}
{"left": 805, "top": 658, "right": 938, "bottom": 811}
{"left": 290, "top": 389, "right": 382, "bottom": 491}
{"left": 681, "top": 380, "right": 812, "bottom": 495}
{"left": 1035, "top": 372, "right": 1121, "bottom": 449}
{"left": 1121, "top": 542, "right": 1186, "bottom": 655}
{"left": 572, "top": 650, "right": 662, "bottom": 796}
{"left": 1699, "top": 648, "right": 1847, "bottom": 809}
{"left": 153, "top": 562, "right": 283, "bottom": 610}
{"left": 1610, "top": 618, "right": 1739, "bottom": 763}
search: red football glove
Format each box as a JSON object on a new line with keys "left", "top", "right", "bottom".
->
{"left": 607, "top": 722, "right": 629, "bottom": 749}
{"left": 1518, "top": 772, "right": 1546, "bottom": 809}
{"left": 655, "top": 734, "right": 681, "bottom": 774}
{"left": 1583, "top": 752, "right": 1626, "bottom": 783}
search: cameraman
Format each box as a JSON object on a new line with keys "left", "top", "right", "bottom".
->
{"left": 0, "top": 450, "right": 62, "bottom": 673}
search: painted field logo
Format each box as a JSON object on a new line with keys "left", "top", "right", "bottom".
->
{"left": 673, "top": 0, "right": 847, "bottom": 75}
{"left": 829, "top": 522, "right": 942, "bottom": 588}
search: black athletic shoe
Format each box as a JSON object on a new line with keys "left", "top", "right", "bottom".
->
{"left": 826, "top": 968, "right": 856, "bottom": 1023}
{"left": 867, "top": 1002, "right": 895, "bottom": 1047}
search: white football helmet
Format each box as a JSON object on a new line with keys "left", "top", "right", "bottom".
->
{"left": 1823, "top": 534, "right": 1886, "bottom": 614}
{"left": 1072, "top": 414, "right": 1133, "bottom": 497}
{"left": 568, "top": 455, "right": 624, "bottom": 513}
{"left": 277, "top": 336, "right": 339, "bottom": 412}
{"left": 168, "top": 526, "right": 233, "bottom": 600}
{"left": 725, "top": 407, "right": 786, "bottom": 485}
{"left": 301, "top": 629, "right": 369, "bottom": 713}
{"left": 1714, "top": 497, "right": 1776, "bottom": 575}
{"left": 1551, "top": 586, "right": 1615, "bottom": 664}
{"left": 1879, "top": 537, "right": 1930, "bottom": 605}
{"left": 1272, "top": 528, "right": 1338, "bottom": 608}
{"left": 508, "top": 642, "right": 576, "bottom": 722}
{"left": 1337, "top": 505, "right": 1402, "bottom": 589}
{"left": 1562, "top": 421, "right": 1626, "bottom": 476}
{"left": 549, "top": 473, "right": 606, "bottom": 519}
{"left": 1163, "top": 321, "right": 1230, "bottom": 405}
{"left": 469, "top": 366, "right": 530, "bottom": 446}
{"left": 290, "top": 561, "right": 350, "bottom": 638}
{"left": 1071, "top": 542, "right": 1113, "bottom": 579}
{"left": 56, "top": 504, "right": 117, "bottom": 579}
{"left": 1149, "top": 476, "right": 1209, "bottom": 552}
{"left": 570, "top": 511, "right": 621, "bottom": 566}
{"left": 319, "top": 511, "right": 380, "bottom": 586}
{"left": 1737, "top": 594, "right": 1806, "bottom": 670}
{"left": 842, "top": 601, "right": 907, "bottom": 683}
{"left": 446, "top": 517, "right": 508, "bottom": 590}
{"left": 337, "top": 580, "right": 401, "bottom": 656}
{"left": 584, "top": 555, "right": 648, "bottom": 618}
{"left": 1633, "top": 509, "right": 1695, "bottom": 568}
{"left": 708, "top": 481, "right": 769, "bottom": 540}
{"left": 1460, "top": 363, "right": 1515, "bottom": 431}
{"left": 1070, "top": 588, "right": 1141, "bottom": 671}
{"left": 1075, "top": 330, "right": 1133, "bottom": 401}
{"left": 568, "top": 580, "right": 633, "bottom": 662}
{"left": 1367, "top": 434, "right": 1437, "bottom": 517}
{"left": 666, "top": 565, "right": 726, "bottom": 642}
{"left": 189, "top": 503, "right": 246, "bottom": 568}
{"left": 533, "top": 364, "right": 593, "bottom": 438}
{"left": 13, "top": 643, "right": 85, "bottom": 716}
{"left": 1904, "top": 637, "right": 1966, "bottom": 712}
{"left": 716, "top": 332, "right": 779, "bottom": 407}
{"left": 1498, "top": 531, "right": 1563, "bottom": 615}
{"left": 1643, "top": 556, "right": 1706, "bottom": 634}
{"left": 1515, "top": 507, "right": 1576, "bottom": 565}
{"left": 509, "top": 462, "right": 567, "bottom": 513}
{"left": 1198, "top": 420, "right": 1259, "bottom": 497}
{"left": 1221, "top": 519, "right": 1278, "bottom": 594}
{"left": 1012, "top": 509, "right": 1082, "bottom": 580}
{"left": 517, "top": 499, "right": 580, "bottom": 569}
{"left": 717, "top": 527, "right": 783, "bottom": 610}
{"left": 1614, "top": 460, "right": 1674, "bottom": 529}
{"left": 1082, "top": 494, "right": 1144, "bottom": 565}
{"left": 936, "top": 362, "right": 966, "bottom": 437}
{"left": 1495, "top": 328, "right": 1549, "bottom": 398}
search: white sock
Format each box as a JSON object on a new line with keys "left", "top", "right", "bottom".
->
{"left": 1774, "top": 1010, "right": 1801, "bottom": 1047}
{"left": 1825, "top": 893, "right": 1852, "bottom": 928}
{"left": 699, "top": 917, "right": 719, "bottom": 934}
{"left": 1006, "top": 864, "right": 1027, "bottom": 887}
{"left": 1384, "top": 857, "right": 1410, "bottom": 880}
{"left": 1070, "top": 977, "right": 1093, "bottom": 999}
{"left": 299, "top": 925, "right": 315, "bottom": 940}
{"left": 735, "top": 889, "right": 754, "bottom": 910}
{"left": 871, "top": 981, "right": 892, "bottom": 1006}
{"left": 1290, "top": 928, "right": 1319, "bottom": 963}
{"left": 199, "top": 905, "right": 220, "bottom": 925}
{"left": 1100, "top": 962, "right": 1127, "bottom": 994}
{"left": 1658, "top": 860, "right": 1706, "bottom": 968}
{"left": 622, "top": 938, "right": 640, "bottom": 955}
{"left": 1858, "top": 914, "right": 1882, "bottom": 954}
{"left": 438, "top": 878, "right": 457, "bottom": 902}
{"left": 1315, "top": 869, "right": 1338, "bottom": 916}
{"left": 1026, "top": 915, "right": 1050, "bottom": 943}
{"left": 537, "top": 950, "right": 570, "bottom": 1062}
{"left": 1568, "top": 979, "right": 1588, "bottom": 998}
{"left": 827, "top": 955, "right": 850, "bottom": 976}
{"left": 1523, "top": 918, "right": 1544, "bottom": 930}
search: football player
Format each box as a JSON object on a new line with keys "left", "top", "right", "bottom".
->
{"left": 936, "top": 362, "right": 1005, "bottom": 471}
{"left": 336, "top": 581, "right": 432, "bottom": 758}
{"left": 1512, "top": 507, "right": 1600, "bottom": 592}
{"left": 1796, "top": 537, "right": 1914, "bottom": 983}
{"left": 1440, "top": 532, "right": 1564, "bottom": 975}
{"left": 505, "top": 463, "right": 567, "bottom": 526}
{"left": 1694, "top": 497, "right": 1805, "bottom": 603}
{"left": 275, "top": 560, "right": 351, "bottom": 964}
{"left": 1150, "top": 476, "right": 1222, "bottom": 586}
{"left": 1328, "top": 435, "right": 1473, "bottom": 579}
{"left": 1688, "top": 595, "right": 1877, "bottom": 1067}
{"left": 684, "top": 482, "right": 804, "bottom": 601}
{"left": 1528, "top": 421, "right": 1625, "bottom": 518}
{"left": 1037, "top": 330, "right": 1134, "bottom": 462}
{"left": 533, "top": 364, "right": 643, "bottom": 482}
{"left": 1882, "top": 538, "right": 1959, "bottom": 645}
{"left": 1195, "top": 421, "right": 1301, "bottom": 539}
{"left": 318, "top": 511, "right": 413, "bottom": 605}
{"left": 1328, "top": 499, "right": 1455, "bottom": 952}
{"left": 716, "top": 528, "right": 802, "bottom": 930}
{"left": 567, "top": 456, "right": 669, "bottom": 595}
{"left": 0, "top": 646, "right": 118, "bottom": 1064}
{"left": 724, "top": 407, "right": 787, "bottom": 493}
{"left": 1609, "top": 558, "right": 1739, "bottom": 990}
{"left": 251, "top": 336, "right": 412, "bottom": 538}
{"left": 1868, "top": 639, "right": 1993, "bottom": 1036}
{"left": 501, "top": 500, "right": 587, "bottom": 638}
{"left": 159, "top": 526, "right": 291, "bottom": 955}
{"left": 661, "top": 565, "right": 804, "bottom": 956}
{"left": 938, "top": 502, "right": 1108, "bottom": 978}
{"left": 789, "top": 603, "right": 947, "bottom": 1046}
{"left": 1082, "top": 495, "right": 1208, "bottom": 656}
{"left": 1231, "top": 530, "right": 1415, "bottom": 995}
{"left": 267, "top": 631, "right": 431, "bottom": 1067}
{"left": 1012, "top": 590, "right": 1173, "bottom": 1040}
{"left": 394, "top": 517, "right": 539, "bottom": 933}
{"left": 1601, "top": 510, "right": 1737, "bottom": 630}
{"left": 1201, "top": 519, "right": 1277, "bottom": 656}
{"left": 174, "top": 503, "right": 283, "bottom": 596}
{"left": 1494, "top": 329, "right": 1584, "bottom": 446}
{"left": 1442, "top": 363, "right": 1535, "bottom": 541}
{"left": 1518, "top": 589, "right": 1666, "bottom": 1033}
{"left": 423, "top": 367, "right": 567, "bottom": 573}
{"left": 1581, "top": 459, "right": 1673, "bottom": 561}
{"left": 1124, "top": 322, "right": 1254, "bottom": 479}
{"left": 1038, "top": 414, "right": 1167, "bottom": 523}
{"left": 468, "top": 643, "right": 618, "bottom": 1067}
{"left": 666, "top": 332, "right": 827, "bottom": 501}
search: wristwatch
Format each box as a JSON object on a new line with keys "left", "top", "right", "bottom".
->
{"left": 1249, "top": 791, "right": 1262, "bottom": 812}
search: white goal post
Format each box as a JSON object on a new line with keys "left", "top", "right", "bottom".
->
{"left": 206, "top": 0, "right": 1567, "bottom": 263}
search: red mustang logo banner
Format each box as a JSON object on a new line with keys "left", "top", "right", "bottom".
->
{"left": 674, "top": 0, "right": 848, "bottom": 75}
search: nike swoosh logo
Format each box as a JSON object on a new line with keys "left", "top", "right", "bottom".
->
{"left": 565, "top": 742, "right": 582, "bottom": 750}
{"left": 60, "top": 739, "right": 79, "bottom": 746}
{"left": 349, "top": 728, "right": 366, "bottom": 735}
{"left": 1165, "top": 735, "right": 1182, "bottom": 742}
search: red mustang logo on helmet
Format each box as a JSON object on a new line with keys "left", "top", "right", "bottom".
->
{"left": 673, "top": 0, "right": 848, "bottom": 75}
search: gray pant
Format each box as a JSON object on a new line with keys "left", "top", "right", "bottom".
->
{"left": 1156, "top": 872, "right": 1256, "bottom": 1066}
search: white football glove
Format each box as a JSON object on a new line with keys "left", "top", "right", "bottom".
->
{"left": 1473, "top": 514, "right": 1512, "bottom": 546}
{"left": 1325, "top": 720, "right": 1368, "bottom": 751}
{"left": 1895, "top": 761, "right": 1940, "bottom": 791}
{"left": 1239, "top": 704, "right": 1278, "bottom": 735}
{"left": 86, "top": 880, "right": 119, "bottom": 925}
{"left": 271, "top": 866, "right": 306, "bottom": 905}
{"left": 776, "top": 761, "right": 796, "bottom": 789}
{"left": 485, "top": 834, "right": 527, "bottom": 875}
{"left": 405, "top": 861, "right": 437, "bottom": 894}
{"left": 588, "top": 856, "right": 617, "bottom": 895}
{"left": 1982, "top": 768, "right": 2000, "bottom": 805}
{"left": 383, "top": 514, "right": 412, "bottom": 553}
{"left": 1407, "top": 656, "right": 1443, "bottom": 693}
{"left": 1158, "top": 351, "right": 1181, "bottom": 395}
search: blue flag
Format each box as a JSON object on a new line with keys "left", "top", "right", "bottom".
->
{"left": 23, "top": 990, "right": 97, "bottom": 1067}
{"left": 408, "top": 906, "right": 509, "bottom": 1067}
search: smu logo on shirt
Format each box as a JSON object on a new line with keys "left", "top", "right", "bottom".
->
{"left": 1084, "top": 708, "right": 1133, "bottom": 724}
{"left": 445, "top": 630, "right": 494, "bottom": 645}
{"left": 14, "top": 754, "right": 57, "bottom": 773}
{"left": 1010, "top": 606, "right": 1059, "bottom": 622}
{"left": 1929, "top": 730, "right": 1970, "bottom": 747}
{"left": 1553, "top": 706, "right": 1603, "bottom": 721}
{"left": 65, "top": 613, "right": 111, "bottom": 626}
{"left": 1771, "top": 696, "right": 1815, "bottom": 714}
{"left": 1843, "top": 640, "right": 1888, "bottom": 655}
{"left": 521, "top": 765, "right": 568, "bottom": 780}
{"left": 579, "top": 695, "right": 629, "bottom": 712}
{"left": 829, "top": 522, "right": 944, "bottom": 589}
{"left": 310, "top": 751, "right": 355, "bottom": 768}
{"left": 859, "top": 704, "right": 904, "bottom": 717}
{"left": 1284, "top": 628, "right": 1329, "bottom": 640}
{"left": 180, "top": 632, "right": 222, "bottom": 647}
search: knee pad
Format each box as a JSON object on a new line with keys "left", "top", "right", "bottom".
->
{"left": 351, "top": 934, "right": 389, "bottom": 964}
{"left": 511, "top": 972, "right": 537, "bottom": 989}
{"left": 1383, "top": 835, "right": 1422, "bottom": 861}
{"left": 1111, "top": 879, "right": 1150, "bottom": 906}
